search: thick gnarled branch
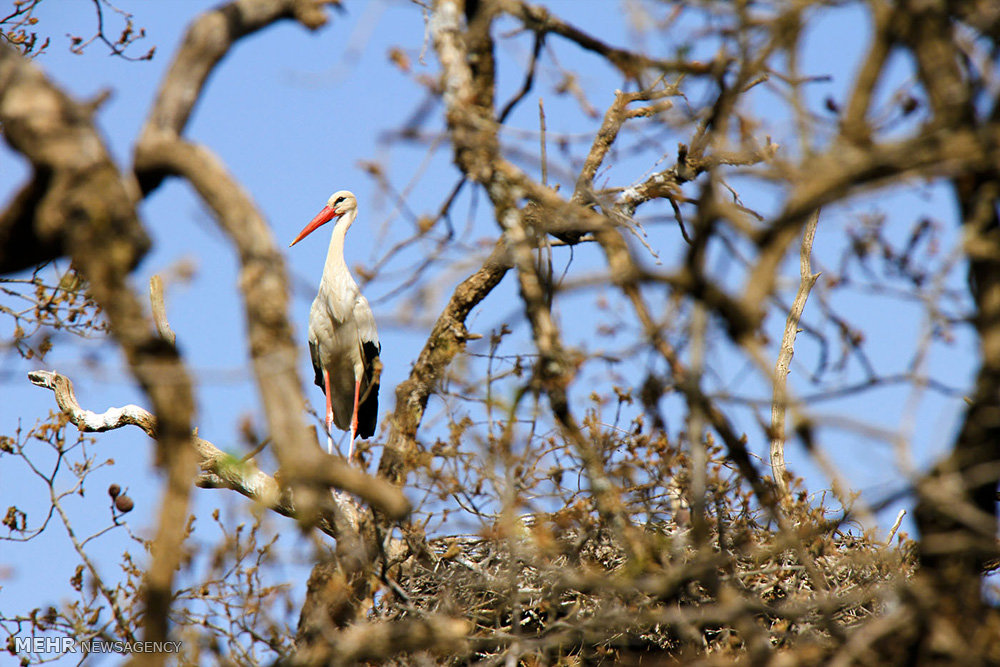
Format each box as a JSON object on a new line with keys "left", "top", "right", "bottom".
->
{"left": 136, "top": 0, "right": 335, "bottom": 194}
{"left": 133, "top": 0, "right": 341, "bottom": 530}
{"left": 379, "top": 240, "right": 509, "bottom": 485}
{"left": 0, "top": 39, "right": 198, "bottom": 651}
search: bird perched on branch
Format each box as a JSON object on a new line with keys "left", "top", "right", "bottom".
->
{"left": 289, "top": 190, "right": 380, "bottom": 460}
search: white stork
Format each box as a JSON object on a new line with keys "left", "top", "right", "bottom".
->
{"left": 289, "top": 190, "right": 380, "bottom": 459}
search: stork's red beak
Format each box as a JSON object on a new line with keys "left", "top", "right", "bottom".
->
{"left": 289, "top": 205, "right": 339, "bottom": 247}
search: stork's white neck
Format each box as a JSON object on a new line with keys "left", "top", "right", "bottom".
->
{"left": 323, "top": 208, "right": 357, "bottom": 283}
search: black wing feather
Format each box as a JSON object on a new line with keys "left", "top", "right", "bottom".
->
{"left": 357, "top": 340, "right": 380, "bottom": 438}
{"left": 308, "top": 339, "right": 324, "bottom": 391}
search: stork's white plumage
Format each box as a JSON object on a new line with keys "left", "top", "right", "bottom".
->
{"left": 289, "top": 190, "right": 380, "bottom": 459}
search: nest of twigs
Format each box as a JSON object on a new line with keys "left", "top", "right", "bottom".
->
{"left": 374, "top": 499, "right": 917, "bottom": 664}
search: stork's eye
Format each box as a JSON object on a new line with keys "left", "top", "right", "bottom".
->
{"left": 334, "top": 196, "right": 345, "bottom": 205}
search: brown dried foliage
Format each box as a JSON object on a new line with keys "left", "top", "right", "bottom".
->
{"left": 3, "top": 0, "right": 1000, "bottom": 665}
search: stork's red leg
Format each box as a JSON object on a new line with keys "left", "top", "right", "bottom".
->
{"left": 323, "top": 369, "right": 334, "bottom": 455}
{"left": 348, "top": 379, "right": 361, "bottom": 462}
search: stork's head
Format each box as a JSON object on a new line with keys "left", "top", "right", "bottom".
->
{"left": 289, "top": 190, "right": 358, "bottom": 247}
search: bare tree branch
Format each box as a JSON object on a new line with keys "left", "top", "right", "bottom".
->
{"left": 0, "top": 40, "right": 198, "bottom": 651}
{"left": 27, "top": 370, "right": 411, "bottom": 521}
{"left": 501, "top": 0, "right": 719, "bottom": 79}
{"left": 148, "top": 275, "right": 175, "bottom": 345}
{"left": 379, "top": 240, "right": 509, "bottom": 485}
{"left": 133, "top": 0, "right": 341, "bottom": 529}
{"left": 7, "top": 0, "right": 1000, "bottom": 662}
{"left": 24, "top": 370, "right": 399, "bottom": 659}
{"left": 771, "top": 211, "right": 820, "bottom": 497}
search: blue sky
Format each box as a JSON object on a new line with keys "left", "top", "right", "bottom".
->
{"left": 0, "top": 0, "right": 978, "bottom": 661}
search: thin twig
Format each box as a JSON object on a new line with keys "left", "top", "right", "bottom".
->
{"left": 539, "top": 98, "right": 548, "bottom": 187}
{"left": 885, "top": 509, "right": 906, "bottom": 546}
{"left": 770, "top": 211, "right": 820, "bottom": 497}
